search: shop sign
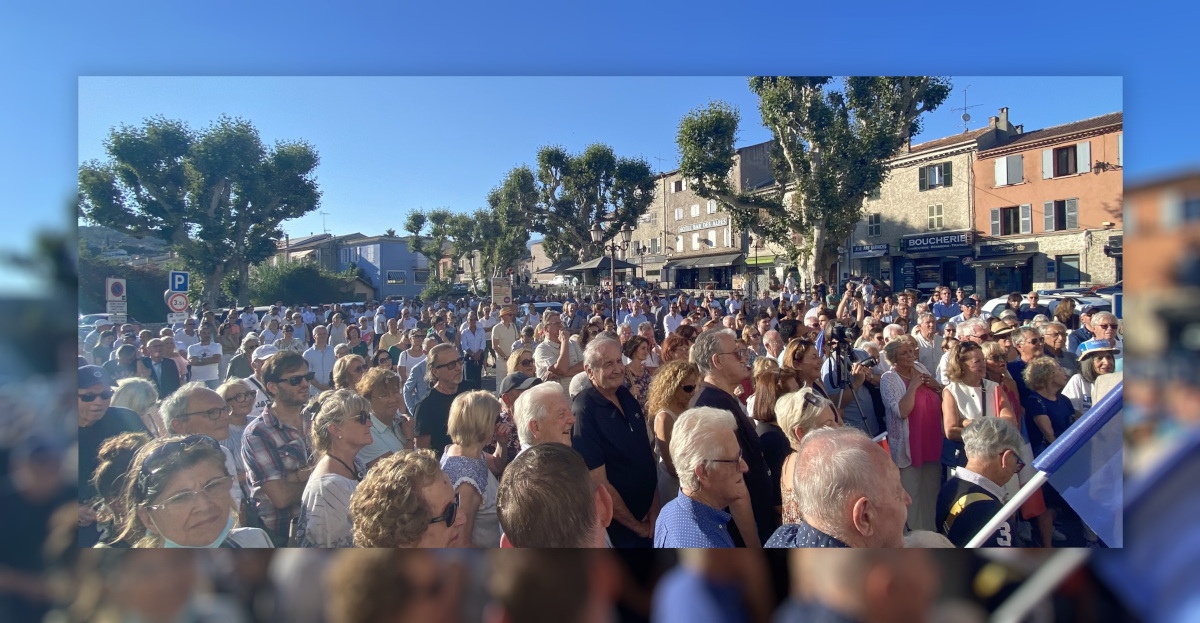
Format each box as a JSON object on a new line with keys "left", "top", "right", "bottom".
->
{"left": 900, "top": 231, "right": 973, "bottom": 253}
{"left": 977, "top": 241, "right": 1039, "bottom": 257}
{"left": 851, "top": 243, "right": 890, "bottom": 258}
{"left": 678, "top": 218, "right": 729, "bottom": 233}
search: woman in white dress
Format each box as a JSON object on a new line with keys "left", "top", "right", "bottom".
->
{"left": 439, "top": 390, "right": 504, "bottom": 548}
{"left": 297, "top": 389, "right": 374, "bottom": 547}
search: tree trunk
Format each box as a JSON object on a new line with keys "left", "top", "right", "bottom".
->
{"left": 238, "top": 263, "right": 251, "bottom": 305}
{"left": 203, "top": 265, "right": 226, "bottom": 309}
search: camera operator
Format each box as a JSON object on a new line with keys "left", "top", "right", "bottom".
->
{"left": 820, "top": 324, "right": 883, "bottom": 438}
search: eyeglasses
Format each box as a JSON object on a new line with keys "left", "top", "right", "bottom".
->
{"left": 681, "top": 384, "right": 697, "bottom": 393}
{"left": 225, "top": 390, "right": 255, "bottom": 403}
{"left": 1005, "top": 449, "right": 1026, "bottom": 472}
{"left": 428, "top": 492, "right": 460, "bottom": 528}
{"left": 718, "top": 348, "right": 750, "bottom": 360}
{"left": 137, "top": 435, "right": 223, "bottom": 494}
{"left": 709, "top": 450, "right": 743, "bottom": 465}
{"left": 146, "top": 475, "right": 234, "bottom": 513}
{"left": 519, "top": 358, "right": 535, "bottom": 367}
{"left": 1094, "top": 323, "right": 1118, "bottom": 329}
{"left": 79, "top": 389, "right": 115, "bottom": 402}
{"left": 436, "top": 357, "right": 465, "bottom": 370}
{"left": 1026, "top": 337, "right": 1044, "bottom": 345}
{"left": 351, "top": 365, "right": 365, "bottom": 374}
{"left": 279, "top": 371, "right": 316, "bottom": 386}
{"left": 185, "top": 405, "right": 233, "bottom": 420}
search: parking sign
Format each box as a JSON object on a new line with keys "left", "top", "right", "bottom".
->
{"left": 169, "top": 271, "right": 190, "bottom": 292}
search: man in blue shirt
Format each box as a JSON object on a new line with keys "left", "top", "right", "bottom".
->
{"left": 1017, "top": 291, "right": 1051, "bottom": 323}
{"left": 654, "top": 406, "right": 744, "bottom": 548}
{"left": 930, "top": 287, "right": 959, "bottom": 332}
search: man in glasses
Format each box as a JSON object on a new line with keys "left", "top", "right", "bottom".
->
{"left": 534, "top": 310, "right": 585, "bottom": 393}
{"left": 160, "top": 382, "right": 244, "bottom": 510}
{"left": 936, "top": 416, "right": 1024, "bottom": 547}
{"left": 655, "top": 407, "right": 745, "bottom": 547}
{"left": 1017, "top": 291, "right": 1050, "bottom": 324}
{"left": 77, "top": 365, "right": 147, "bottom": 546}
{"left": 1089, "top": 311, "right": 1124, "bottom": 364}
{"left": 414, "top": 343, "right": 465, "bottom": 459}
{"left": 1007, "top": 326, "right": 1045, "bottom": 404}
{"left": 1041, "top": 321, "right": 1079, "bottom": 376}
{"left": 242, "top": 350, "right": 316, "bottom": 546}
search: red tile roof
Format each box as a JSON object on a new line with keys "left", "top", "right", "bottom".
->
{"left": 981, "top": 112, "right": 1122, "bottom": 153}
{"left": 907, "top": 127, "right": 992, "bottom": 154}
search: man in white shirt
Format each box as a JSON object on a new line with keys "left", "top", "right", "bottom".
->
{"left": 491, "top": 306, "right": 522, "bottom": 386}
{"left": 173, "top": 318, "right": 200, "bottom": 357}
{"left": 623, "top": 301, "right": 649, "bottom": 332}
{"left": 186, "top": 324, "right": 223, "bottom": 389}
{"left": 459, "top": 311, "right": 488, "bottom": 391}
{"left": 727, "top": 291, "right": 744, "bottom": 315}
{"left": 303, "top": 325, "right": 336, "bottom": 395}
{"left": 534, "top": 311, "right": 585, "bottom": 393}
{"left": 261, "top": 305, "right": 285, "bottom": 329}
{"left": 662, "top": 302, "right": 684, "bottom": 336}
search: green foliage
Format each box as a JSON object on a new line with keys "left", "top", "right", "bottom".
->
{"left": 420, "top": 274, "right": 455, "bottom": 301}
{"left": 78, "top": 115, "right": 322, "bottom": 307}
{"left": 245, "top": 260, "right": 355, "bottom": 306}
{"left": 78, "top": 250, "right": 182, "bottom": 322}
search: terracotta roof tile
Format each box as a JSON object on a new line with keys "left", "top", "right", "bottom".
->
{"left": 981, "top": 112, "right": 1122, "bottom": 153}
{"left": 907, "top": 127, "right": 991, "bottom": 154}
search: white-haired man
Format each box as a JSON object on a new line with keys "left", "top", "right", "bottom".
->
{"left": 160, "top": 381, "right": 243, "bottom": 508}
{"left": 534, "top": 310, "right": 585, "bottom": 393}
{"left": 776, "top": 549, "right": 939, "bottom": 623}
{"left": 935, "top": 317, "right": 990, "bottom": 385}
{"left": 766, "top": 426, "right": 910, "bottom": 548}
{"left": 936, "top": 416, "right": 1024, "bottom": 547}
{"left": 511, "top": 378, "right": 576, "bottom": 453}
{"left": 654, "top": 407, "right": 747, "bottom": 548}
{"left": 912, "top": 312, "right": 942, "bottom": 374}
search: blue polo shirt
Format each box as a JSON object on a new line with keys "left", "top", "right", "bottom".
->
{"left": 654, "top": 494, "right": 735, "bottom": 548}
{"left": 765, "top": 521, "right": 850, "bottom": 548}
{"left": 652, "top": 566, "right": 748, "bottom": 623}
{"left": 932, "top": 301, "right": 960, "bottom": 330}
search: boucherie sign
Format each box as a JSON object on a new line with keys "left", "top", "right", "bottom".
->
{"left": 900, "top": 231, "right": 973, "bottom": 253}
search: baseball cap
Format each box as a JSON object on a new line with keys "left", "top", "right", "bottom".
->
{"left": 252, "top": 344, "right": 280, "bottom": 361}
{"left": 121, "top": 331, "right": 137, "bottom": 339}
{"left": 78, "top": 364, "right": 116, "bottom": 388}
{"left": 94, "top": 318, "right": 113, "bottom": 328}
{"left": 1079, "top": 304, "right": 1098, "bottom": 315}
{"left": 1079, "top": 338, "right": 1120, "bottom": 358}
{"left": 499, "top": 372, "right": 542, "bottom": 395}
{"left": 959, "top": 298, "right": 976, "bottom": 308}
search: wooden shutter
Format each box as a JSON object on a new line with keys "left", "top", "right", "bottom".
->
{"left": 995, "top": 158, "right": 1008, "bottom": 186}
{"left": 991, "top": 209, "right": 1001, "bottom": 236}
{"left": 943, "top": 161, "right": 953, "bottom": 187}
{"left": 1009, "top": 154, "right": 1024, "bottom": 184}
{"left": 918, "top": 166, "right": 928, "bottom": 191}
{"left": 1044, "top": 201, "right": 1056, "bottom": 231}
{"left": 1065, "top": 198, "right": 1079, "bottom": 229}
{"left": 1043, "top": 149, "right": 1054, "bottom": 179}
{"left": 1019, "top": 204, "right": 1032, "bottom": 234}
{"left": 1077, "top": 141, "right": 1091, "bottom": 173}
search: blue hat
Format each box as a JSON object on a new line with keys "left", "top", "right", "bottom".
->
{"left": 78, "top": 365, "right": 116, "bottom": 389}
{"left": 1079, "top": 338, "right": 1120, "bottom": 358}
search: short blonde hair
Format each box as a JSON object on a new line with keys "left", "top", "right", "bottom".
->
{"left": 448, "top": 390, "right": 501, "bottom": 446}
{"left": 357, "top": 367, "right": 400, "bottom": 399}
{"left": 508, "top": 348, "right": 534, "bottom": 373}
{"left": 333, "top": 355, "right": 366, "bottom": 390}
{"left": 310, "top": 389, "right": 374, "bottom": 455}
{"left": 776, "top": 387, "right": 835, "bottom": 448}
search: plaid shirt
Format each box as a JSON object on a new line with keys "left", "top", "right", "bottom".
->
{"left": 241, "top": 404, "right": 314, "bottom": 536}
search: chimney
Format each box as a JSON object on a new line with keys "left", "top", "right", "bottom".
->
{"left": 1015, "top": 124, "right": 1024, "bottom": 134}
{"left": 996, "top": 107, "right": 1016, "bottom": 135}
{"left": 989, "top": 116, "right": 999, "bottom": 129}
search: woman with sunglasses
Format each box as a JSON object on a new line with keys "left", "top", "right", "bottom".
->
{"left": 507, "top": 348, "right": 537, "bottom": 379}
{"left": 645, "top": 360, "right": 702, "bottom": 503}
{"left": 775, "top": 386, "right": 840, "bottom": 525}
{"left": 439, "top": 391, "right": 504, "bottom": 548}
{"left": 274, "top": 323, "right": 305, "bottom": 353}
{"left": 781, "top": 338, "right": 824, "bottom": 399}
{"left": 1062, "top": 339, "right": 1120, "bottom": 419}
{"left": 941, "top": 341, "right": 1017, "bottom": 475}
{"left": 351, "top": 449, "right": 466, "bottom": 547}
{"left": 116, "top": 434, "right": 272, "bottom": 548}
{"left": 880, "top": 335, "right": 943, "bottom": 532}
{"left": 333, "top": 354, "right": 368, "bottom": 391}
{"left": 297, "top": 390, "right": 374, "bottom": 547}
{"left": 370, "top": 347, "right": 395, "bottom": 372}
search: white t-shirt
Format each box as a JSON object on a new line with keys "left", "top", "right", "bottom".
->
{"left": 534, "top": 339, "right": 584, "bottom": 393}
{"left": 187, "top": 341, "right": 222, "bottom": 381}
{"left": 173, "top": 329, "right": 199, "bottom": 354}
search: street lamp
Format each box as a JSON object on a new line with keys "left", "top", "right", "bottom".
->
{"left": 632, "top": 242, "right": 647, "bottom": 286}
{"left": 590, "top": 221, "right": 633, "bottom": 321}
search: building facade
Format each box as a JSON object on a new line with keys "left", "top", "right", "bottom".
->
{"left": 334, "top": 235, "right": 434, "bottom": 301}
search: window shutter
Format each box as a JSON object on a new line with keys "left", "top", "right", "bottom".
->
{"left": 943, "top": 161, "right": 953, "bottom": 187}
{"left": 1077, "top": 141, "right": 1091, "bottom": 173}
{"left": 1019, "top": 204, "right": 1033, "bottom": 234}
{"left": 1065, "top": 198, "right": 1079, "bottom": 229}
{"left": 1163, "top": 191, "right": 1183, "bottom": 228}
{"left": 1044, "top": 201, "right": 1056, "bottom": 231}
{"left": 918, "top": 166, "right": 928, "bottom": 191}
{"left": 1043, "top": 149, "right": 1054, "bottom": 179}
{"left": 991, "top": 209, "right": 1001, "bottom": 236}
{"left": 995, "top": 158, "right": 1007, "bottom": 186}
{"left": 1009, "top": 155, "right": 1024, "bottom": 184}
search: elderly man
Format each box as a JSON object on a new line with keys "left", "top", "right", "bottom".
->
{"left": 762, "top": 330, "right": 785, "bottom": 363}
{"left": 303, "top": 325, "right": 336, "bottom": 394}
{"left": 572, "top": 336, "right": 658, "bottom": 547}
{"left": 948, "top": 297, "right": 978, "bottom": 325}
{"left": 931, "top": 287, "right": 958, "bottom": 332}
{"left": 1018, "top": 291, "right": 1051, "bottom": 323}
{"left": 534, "top": 310, "right": 585, "bottom": 393}
{"left": 766, "top": 426, "right": 911, "bottom": 548}
{"left": 513, "top": 380, "right": 577, "bottom": 453}
{"left": 655, "top": 407, "right": 746, "bottom": 548}
{"left": 491, "top": 306, "right": 521, "bottom": 384}
{"left": 378, "top": 317, "right": 405, "bottom": 354}
{"left": 173, "top": 317, "right": 200, "bottom": 356}
{"left": 77, "top": 365, "right": 147, "bottom": 546}
{"left": 160, "top": 381, "right": 244, "bottom": 508}
{"left": 413, "top": 343, "right": 465, "bottom": 459}
{"left": 691, "top": 328, "right": 779, "bottom": 546}
{"left": 1090, "top": 311, "right": 1123, "bottom": 360}
{"left": 935, "top": 318, "right": 990, "bottom": 385}
{"left": 1067, "top": 304, "right": 1099, "bottom": 354}
{"left": 226, "top": 333, "right": 260, "bottom": 381}
{"left": 143, "top": 338, "right": 181, "bottom": 397}
{"left": 103, "top": 343, "right": 151, "bottom": 383}
{"left": 911, "top": 312, "right": 942, "bottom": 375}
{"left": 935, "top": 417, "right": 1023, "bottom": 547}
{"left": 1042, "top": 321, "right": 1080, "bottom": 376}
{"left": 497, "top": 442, "right": 613, "bottom": 548}
{"left": 776, "top": 550, "right": 939, "bottom": 623}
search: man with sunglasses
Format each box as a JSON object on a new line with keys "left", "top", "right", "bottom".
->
{"left": 1007, "top": 326, "right": 1045, "bottom": 405}
{"left": 160, "top": 382, "right": 244, "bottom": 511}
{"left": 1017, "top": 291, "right": 1050, "bottom": 324}
{"left": 242, "top": 351, "right": 317, "bottom": 546}
{"left": 414, "top": 343, "right": 465, "bottom": 459}
{"left": 77, "top": 365, "right": 147, "bottom": 546}
{"left": 936, "top": 416, "right": 1024, "bottom": 547}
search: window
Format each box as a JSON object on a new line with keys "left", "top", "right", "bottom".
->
{"left": 867, "top": 213, "right": 881, "bottom": 237}
{"left": 707, "top": 199, "right": 717, "bottom": 214}
{"left": 991, "top": 205, "right": 1032, "bottom": 236}
{"left": 1057, "top": 255, "right": 1081, "bottom": 289}
{"left": 927, "top": 204, "right": 944, "bottom": 231}
{"left": 672, "top": 180, "right": 685, "bottom": 193}
{"left": 386, "top": 270, "right": 406, "bottom": 285}
{"left": 724, "top": 227, "right": 731, "bottom": 247}
{"left": 994, "top": 154, "right": 1024, "bottom": 186}
{"left": 676, "top": 235, "right": 683, "bottom": 252}
{"left": 649, "top": 238, "right": 660, "bottom": 254}
{"left": 691, "top": 204, "right": 700, "bottom": 218}
{"left": 691, "top": 233, "right": 700, "bottom": 250}
{"left": 1042, "top": 141, "right": 1091, "bottom": 178}
{"left": 1043, "top": 199, "right": 1079, "bottom": 231}
{"left": 675, "top": 207, "right": 683, "bottom": 221}
{"left": 867, "top": 188, "right": 881, "bottom": 201}
{"left": 1055, "top": 146, "right": 1077, "bottom": 176}
{"left": 414, "top": 270, "right": 429, "bottom": 284}
{"left": 918, "top": 161, "right": 953, "bottom": 191}
{"left": 340, "top": 248, "right": 350, "bottom": 264}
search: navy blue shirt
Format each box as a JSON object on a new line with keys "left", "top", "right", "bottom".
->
{"left": 654, "top": 494, "right": 734, "bottom": 548}
{"left": 765, "top": 522, "right": 850, "bottom": 548}
{"left": 572, "top": 381, "right": 657, "bottom": 547}
{"left": 1023, "top": 391, "right": 1075, "bottom": 456}
{"left": 652, "top": 567, "right": 748, "bottom": 623}
{"left": 1007, "top": 359, "right": 1031, "bottom": 403}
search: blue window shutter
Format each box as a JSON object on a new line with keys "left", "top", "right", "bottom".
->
{"left": 1020, "top": 204, "right": 1032, "bottom": 234}
{"left": 991, "top": 209, "right": 1001, "bottom": 236}
{"left": 1066, "top": 198, "right": 1079, "bottom": 229}
{"left": 1010, "top": 154, "right": 1024, "bottom": 184}
{"left": 1043, "top": 149, "right": 1054, "bottom": 179}
{"left": 943, "top": 161, "right": 953, "bottom": 187}
{"left": 1077, "top": 141, "right": 1091, "bottom": 173}
{"left": 918, "top": 166, "right": 928, "bottom": 191}
{"left": 1044, "top": 201, "right": 1056, "bottom": 231}
{"left": 995, "top": 158, "right": 1008, "bottom": 186}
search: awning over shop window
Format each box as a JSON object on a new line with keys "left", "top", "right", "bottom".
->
{"left": 976, "top": 252, "right": 1037, "bottom": 269}
{"left": 663, "top": 257, "right": 697, "bottom": 269}
{"left": 744, "top": 255, "right": 777, "bottom": 266}
{"left": 1104, "top": 235, "right": 1123, "bottom": 257}
{"left": 691, "top": 253, "right": 744, "bottom": 269}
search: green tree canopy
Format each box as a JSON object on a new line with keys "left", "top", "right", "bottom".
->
{"left": 678, "top": 77, "right": 951, "bottom": 284}
{"left": 78, "top": 115, "right": 321, "bottom": 307}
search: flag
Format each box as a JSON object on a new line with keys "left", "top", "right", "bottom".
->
{"left": 1092, "top": 428, "right": 1200, "bottom": 622}
{"left": 1031, "top": 383, "right": 1123, "bottom": 547}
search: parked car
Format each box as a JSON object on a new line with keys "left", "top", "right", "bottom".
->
{"left": 79, "top": 313, "right": 144, "bottom": 342}
{"left": 979, "top": 294, "right": 1110, "bottom": 321}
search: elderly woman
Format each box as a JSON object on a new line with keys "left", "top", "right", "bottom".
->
{"left": 226, "top": 334, "right": 260, "bottom": 381}
{"left": 116, "top": 434, "right": 273, "bottom": 548}
{"left": 1062, "top": 339, "right": 1119, "bottom": 417}
{"left": 357, "top": 367, "right": 414, "bottom": 468}
{"left": 880, "top": 336, "right": 943, "bottom": 532}
{"left": 507, "top": 348, "right": 537, "bottom": 378}
{"left": 645, "top": 360, "right": 701, "bottom": 503}
{"left": 990, "top": 320, "right": 1018, "bottom": 362}
{"left": 332, "top": 354, "right": 367, "bottom": 391}
{"left": 350, "top": 449, "right": 466, "bottom": 547}
{"left": 90, "top": 432, "right": 152, "bottom": 547}
{"left": 941, "top": 341, "right": 1017, "bottom": 474}
{"left": 297, "top": 390, "right": 374, "bottom": 547}
{"left": 623, "top": 335, "right": 654, "bottom": 410}
{"left": 774, "top": 387, "right": 839, "bottom": 525}
{"left": 1022, "top": 356, "right": 1078, "bottom": 547}
{"left": 112, "top": 377, "right": 166, "bottom": 438}
{"left": 345, "top": 324, "right": 369, "bottom": 359}
{"left": 439, "top": 391, "right": 504, "bottom": 548}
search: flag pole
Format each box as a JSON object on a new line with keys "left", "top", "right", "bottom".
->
{"left": 991, "top": 549, "right": 1092, "bottom": 623}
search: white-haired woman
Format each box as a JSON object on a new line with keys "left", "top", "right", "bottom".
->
{"left": 774, "top": 387, "right": 839, "bottom": 525}
{"left": 297, "top": 389, "right": 374, "bottom": 547}
{"left": 1062, "top": 339, "right": 1119, "bottom": 418}
{"left": 112, "top": 377, "right": 166, "bottom": 438}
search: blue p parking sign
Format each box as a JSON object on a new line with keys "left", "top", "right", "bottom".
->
{"left": 169, "top": 271, "right": 190, "bottom": 292}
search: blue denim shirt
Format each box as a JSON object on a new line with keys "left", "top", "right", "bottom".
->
{"left": 654, "top": 494, "right": 735, "bottom": 548}
{"left": 403, "top": 358, "right": 430, "bottom": 414}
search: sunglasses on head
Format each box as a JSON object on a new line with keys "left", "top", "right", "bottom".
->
{"left": 429, "top": 492, "right": 460, "bottom": 528}
{"left": 137, "top": 434, "right": 223, "bottom": 494}
{"left": 278, "top": 371, "right": 316, "bottom": 386}
{"left": 79, "top": 389, "right": 115, "bottom": 402}
{"left": 350, "top": 411, "right": 372, "bottom": 425}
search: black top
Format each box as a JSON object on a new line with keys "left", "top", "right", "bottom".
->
{"left": 936, "top": 473, "right": 1014, "bottom": 547}
{"left": 754, "top": 420, "right": 792, "bottom": 509}
{"left": 694, "top": 385, "right": 781, "bottom": 546}
{"left": 571, "top": 380, "right": 657, "bottom": 547}
{"left": 78, "top": 406, "right": 147, "bottom": 503}
{"left": 415, "top": 386, "right": 462, "bottom": 459}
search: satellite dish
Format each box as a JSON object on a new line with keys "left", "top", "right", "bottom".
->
{"left": 962, "top": 113, "right": 971, "bottom": 122}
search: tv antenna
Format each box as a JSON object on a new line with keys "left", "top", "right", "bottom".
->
{"left": 951, "top": 85, "right": 983, "bottom": 133}
{"left": 319, "top": 211, "right": 330, "bottom": 234}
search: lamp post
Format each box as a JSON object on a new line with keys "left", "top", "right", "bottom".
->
{"left": 590, "top": 221, "right": 633, "bottom": 321}
{"left": 633, "top": 242, "right": 646, "bottom": 286}
{"left": 663, "top": 247, "right": 674, "bottom": 290}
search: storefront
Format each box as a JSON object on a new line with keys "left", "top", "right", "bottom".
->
{"left": 896, "top": 231, "right": 976, "bottom": 296}
{"left": 1104, "top": 235, "right": 1122, "bottom": 282}
{"left": 977, "top": 241, "right": 1038, "bottom": 298}
{"left": 664, "top": 253, "right": 744, "bottom": 290}
{"left": 851, "top": 244, "right": 890, "bottom": 286}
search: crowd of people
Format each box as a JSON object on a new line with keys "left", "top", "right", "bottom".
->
{"left": 75, "top": 276, "right": 1122, "bottom": 549}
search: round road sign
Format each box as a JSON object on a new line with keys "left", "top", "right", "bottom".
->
{"left": 166, "top": 292, "right": 189, "bottom": 313}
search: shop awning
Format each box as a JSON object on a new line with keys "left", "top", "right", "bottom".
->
{"left": 975, "top": 252, "right": 1037, "bottom": 269}
{"left": 744, "top": 255, "right": 777, "bottom": 266}
{"left": 535, "top": 260, "right": 576, "bottom": 274}
{"left": 564, "top": 256, "right": 638, "bottom": 272}
{"left": 663, "top": 257, "right": 697, "bottom": 269}
{"left": 691, "top": 253, "right": 744, "bottom": 269}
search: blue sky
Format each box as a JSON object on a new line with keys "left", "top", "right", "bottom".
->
{"left": 1, "top": 1, "right": 1194, "bottom": 296}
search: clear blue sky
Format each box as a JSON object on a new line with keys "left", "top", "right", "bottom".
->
{"left": 2, "top": 1, "right": 1194, "bottom": 296}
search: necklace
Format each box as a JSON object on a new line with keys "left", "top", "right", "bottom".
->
{"left": 329, "top": 454, "right": 361, "bottom": 481}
